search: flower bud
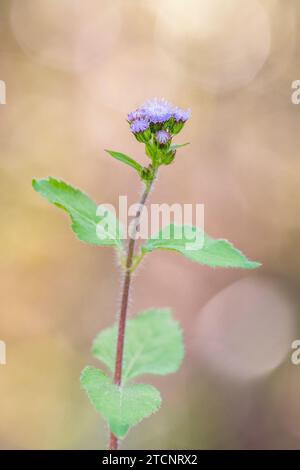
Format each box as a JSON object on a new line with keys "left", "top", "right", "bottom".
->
{"left": 155, "top": 130, "right": 171, "bottom": 147}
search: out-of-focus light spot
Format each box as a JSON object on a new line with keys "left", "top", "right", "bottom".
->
{"left": 194, "top": 277, "right": 295, "bottom": 380}
{"left": 230, "top": 129, "right": 300, "bottom": 237}
{"left": 154, "top": 0, "right": 271, "bottom": 92}
{"left": 78, "top": 46, "right": 182, "bottom": 116}
{"left": 10, "top": 0, "right": 121, "bottom": 72}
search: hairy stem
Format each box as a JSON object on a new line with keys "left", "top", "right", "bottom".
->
{"left": 109, "top": 178, "right": 155, "bottom": 450}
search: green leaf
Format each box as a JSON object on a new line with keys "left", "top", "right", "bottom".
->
{"left": 105, "top": 150, "right": 143, "bottom": 175}
{"left": 142, "top": 224, "right": 261, "bottom": 269}
{"left": 92, "top": 308, "right": 184, "bottom": 381}
{"left": 32, "top": 177, "right": 123, "bottom": 247}
{"left": 170, "top": 142, "right": 190, "bottom": 150}
{"left": 80, "top": 366, "right": 161, "bottom": 438}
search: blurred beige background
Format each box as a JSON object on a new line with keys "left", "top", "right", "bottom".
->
{"left": 0, "top": 0, "right": 300, "bottom": 449}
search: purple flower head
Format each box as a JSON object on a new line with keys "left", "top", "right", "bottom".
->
{"left": 156, "top": 130, "right": 171, "bottom": 145}
{"left": 173, "top": 107, "right": 191, "bottom": 123}
{"left": 140, "top": 98, "right": 174, "bottom": 124}
{"left": 130, "top": 119, "right": 150, "bottom": 134}
{"left": 127, "top": 109, "right": 147, "bottom": 123}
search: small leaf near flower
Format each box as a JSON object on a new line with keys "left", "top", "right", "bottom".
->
{"left": 170, "top": 142, "right": 190, "bottom": 150}
{"left": 105, "top": 150, "right": 144, "bottom": 175}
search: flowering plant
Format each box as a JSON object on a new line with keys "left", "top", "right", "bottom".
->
{"left": 32, "top": 98, "right": 260, "bottom": 449}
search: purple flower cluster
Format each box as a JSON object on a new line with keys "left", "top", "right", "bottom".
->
{"left": 128, "top": 98, "right": 190, "bottom": 139}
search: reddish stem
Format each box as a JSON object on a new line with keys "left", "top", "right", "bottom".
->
{"left": 109, "top": 182, "right": 153, "bottom": 450}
